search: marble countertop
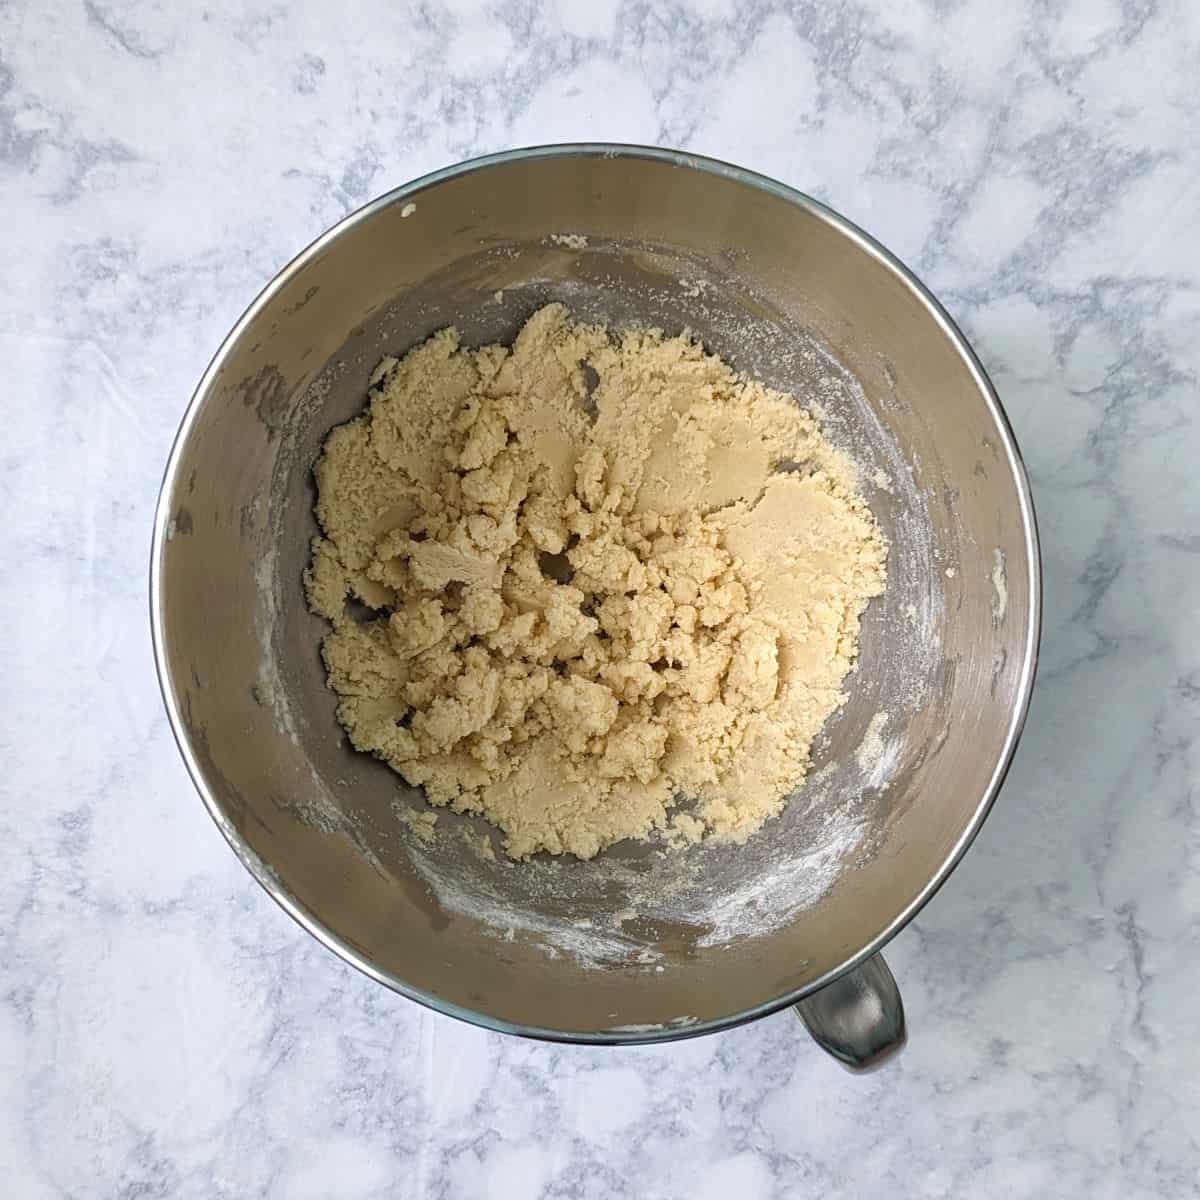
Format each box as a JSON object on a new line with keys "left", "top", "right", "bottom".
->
{"left": 4, "top": 0, "right": 1199, "bottom": 1195}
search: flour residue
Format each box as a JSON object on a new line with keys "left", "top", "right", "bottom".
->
{"left": 991, "top": 547, "right": 1008, "bottom": 623}
{"left": 855, "top": 712, "right": 890, "bottom": 777}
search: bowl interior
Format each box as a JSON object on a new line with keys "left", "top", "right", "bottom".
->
{"left": 154, "top": 149, "right": 1037, "bottom": 1038}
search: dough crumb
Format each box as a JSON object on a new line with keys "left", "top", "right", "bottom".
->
{"left": 307, "top": 304, "right": 887, "bottom": 860}
{"left": 395, "top": 805, "right": 438, "bottom": 844}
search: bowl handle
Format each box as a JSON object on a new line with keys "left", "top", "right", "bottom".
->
{"left": 793, "top": 951, "right": 907, "bottom": 1072}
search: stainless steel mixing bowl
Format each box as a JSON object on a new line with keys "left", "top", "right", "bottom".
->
{"left": 151, "top": 145, "right": 1039, "bottom": 1068}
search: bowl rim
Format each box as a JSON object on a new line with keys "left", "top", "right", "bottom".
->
{"left": 150, "top": 141, "right": 1043, "bottom": 1045}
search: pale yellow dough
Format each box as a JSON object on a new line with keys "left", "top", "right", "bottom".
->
{"left": 306, "top": 304, "right": 886, "bottom": 859}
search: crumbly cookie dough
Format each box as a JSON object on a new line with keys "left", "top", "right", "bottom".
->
{"left": 306, "top": 304, "right": 886, "bottom": 859}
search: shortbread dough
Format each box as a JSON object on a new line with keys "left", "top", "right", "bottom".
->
{"left": 306, "top": 304, "right": 886, "bottom": 859}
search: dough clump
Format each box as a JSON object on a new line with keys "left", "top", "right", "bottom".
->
{"left": 306, "top": 304, "right": 886, "bottom": 859}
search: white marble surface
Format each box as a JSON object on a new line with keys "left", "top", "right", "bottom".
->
{"left": 3, "top": 0, "right": 1199, "bottom": 1195}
